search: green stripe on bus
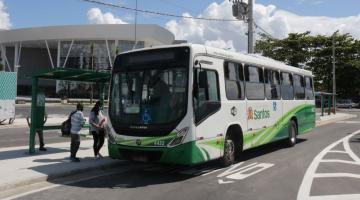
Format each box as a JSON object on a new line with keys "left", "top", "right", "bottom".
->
{"left": 243, "top": 104, "right": 315, "bottom": 149}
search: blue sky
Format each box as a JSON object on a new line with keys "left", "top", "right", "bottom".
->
{"left": 4, "top": 0, "right": 360, "bottom": 28}
{"left": 2, "top": 0, "right": 360, "bottom": 51}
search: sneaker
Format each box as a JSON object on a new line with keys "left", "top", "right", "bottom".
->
{"left": 70, "top": 157, "right": 80, "bottom": 162}
{"left": 39, "top": 147, "right": 47, "bottom": 151}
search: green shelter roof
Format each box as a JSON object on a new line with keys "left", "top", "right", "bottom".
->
{"left": 28, "top": 68, "right": 111, "bottom": 83}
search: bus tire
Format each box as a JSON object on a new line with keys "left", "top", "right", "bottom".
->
{"left": 287, "top": 120, "right": 297, "bottom": 147}
{"left": 220, "top": 135, "right": 235, "bottom": 167}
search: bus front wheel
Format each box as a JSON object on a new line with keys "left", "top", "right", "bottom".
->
{"left": 287, "top": 120, "right": 297, "bottom": 147}
{"left": 221, "top": 135, "right": 235, "bottom": 167}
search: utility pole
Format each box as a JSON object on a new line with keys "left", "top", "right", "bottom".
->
{"left": 247, "top": 0, "right": 254, "bottom": 53}
{"left": 230, "top": 0, "right": 255, "bottom": 54}
{"left": 133, "top": 0, "right": 138, "bottom": 50}
{"left": 332, "top": 30, "right": 338, "bottom": 114}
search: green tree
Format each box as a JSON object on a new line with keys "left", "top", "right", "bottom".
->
{"left": 255, "top": 32, "right": 311, "bottom": 68}
{"left": 255, "top": 32, "right": 360, "bottom": 100}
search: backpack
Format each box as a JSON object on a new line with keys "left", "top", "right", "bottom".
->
{"left": 61, "top": 111, "right": 76, "bottom": 136}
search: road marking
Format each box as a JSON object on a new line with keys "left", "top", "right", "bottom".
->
{"left": 297, "top": 129, "right": 360, "bottom": 200}
{"left": 336, "top": 121, "right": 360, "bottom": 124}
{"left": 200, "top": 168, "right": 223, "bottom": 176}
{"left": 218, "top": 179, "right": 234, "bottom": 184}
{"left": 327, "top": 150, "right": 347, "bottom": 154}
{"left": 307, "top": 194, "right": 360, "bottom": 200}
{"left": 177, "top": 161, "right": 274, "bottom": 185}
{"left": 216, "top": 162, "right": 274, "bottom": 184}
{"left": 313, "top": 173, "right": 360, "bottom": 178}
{"left": 320, "top": 159, "right": 360, "bottom": 165}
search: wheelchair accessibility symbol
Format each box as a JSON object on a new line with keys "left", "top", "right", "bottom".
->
{"left": 142, "top": 109, "right": 152, "bottom": 124}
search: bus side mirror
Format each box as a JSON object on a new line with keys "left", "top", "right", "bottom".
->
{"left": 198, "top": 71, "right": 208, "bottom": 89}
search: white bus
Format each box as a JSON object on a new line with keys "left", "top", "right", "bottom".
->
{"left": 105, "top": 44, "right": 315, "bottom": 166}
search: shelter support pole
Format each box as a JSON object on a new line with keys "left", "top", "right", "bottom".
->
{"left": 29, "top": 78, "right": 39, "bottom": 154}
{"left": 333, "top": 96, "right": 336, "bottom": 114}
{"left": 328, "top": 95, "right": 333, "bottom": 115}
{"left": 321, "top": 95, "right": 324, "bottom": 117}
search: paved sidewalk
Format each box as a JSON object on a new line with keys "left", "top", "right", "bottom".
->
{"left": 316, "top": 112, "right": 356, "bottom": 127}
{"left": 0, "top": 140, "right": 121, "bottom": 192}
{"left": 0, "top": 112, "right": 356, "bottom": 194}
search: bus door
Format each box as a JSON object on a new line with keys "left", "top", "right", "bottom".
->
{"left": 193, "top": 57, "right": 223, "bottom": 161}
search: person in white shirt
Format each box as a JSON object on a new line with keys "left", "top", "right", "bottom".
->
{"left": 70, "top": 103, "right": 85, "bottom": 162}
{"left": 89, "top": 101, "right": 106, "bottom": 158}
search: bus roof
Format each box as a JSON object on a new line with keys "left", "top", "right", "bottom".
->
{"left": 118, "top": 43, "right": 313, "bottom": 77}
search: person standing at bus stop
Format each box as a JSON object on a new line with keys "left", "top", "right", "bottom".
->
{"left": 70, "top": 103, "right": 85, "bottom": 162}
{"left": 89, "top": 101, "right": 106, "bottom": 158}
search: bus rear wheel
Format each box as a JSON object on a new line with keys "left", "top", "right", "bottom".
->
{"left": 287, "top": 120, "right": 297, "bottom": 147}
{"left": 221, "top": 135, "right": 235, "bottom": 167}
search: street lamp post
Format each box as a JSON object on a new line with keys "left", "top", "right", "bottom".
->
{"left": 332, "top": 31, "right": 338, "bottom": 114}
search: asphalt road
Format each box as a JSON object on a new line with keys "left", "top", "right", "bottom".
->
{"left": 5, "top": 111, "right": 359, "bottom": 200}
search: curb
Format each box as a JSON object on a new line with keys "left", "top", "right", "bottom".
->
{"left": 316, "top": 114, "right": 356, "bottom": 127}
{"left": 0, "top": 159, "right": 124, "bottom": 193}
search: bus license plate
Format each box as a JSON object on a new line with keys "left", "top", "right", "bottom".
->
{"left": 132, "top": 156, "right": 148, "bottom": 162}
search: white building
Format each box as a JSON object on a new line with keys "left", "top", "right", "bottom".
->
{"left": 0, "top": 24, "right": 176, "bottom": 97}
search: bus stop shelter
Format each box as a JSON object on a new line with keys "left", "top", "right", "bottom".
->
{"left": 315, "top": 92, "right": 337, "bottom": 116}
{"left": 28, "top": 68, "right": 111, "bottom": 154}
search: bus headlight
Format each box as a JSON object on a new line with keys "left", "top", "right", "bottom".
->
{"left": 168, "top": 127, "right": 189, "bottom": 147}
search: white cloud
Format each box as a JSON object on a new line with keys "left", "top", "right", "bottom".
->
{"left": 205, "top": 39, "right": 236, "bottom": 52}
{"left": 165, "top": 0, "right": 360, "bottom": 52}
{"left": 87, "top": 8, "right": 127, "bottom": 24}
{"left": 0, "top": 0, "right": 11, "bottom": 29}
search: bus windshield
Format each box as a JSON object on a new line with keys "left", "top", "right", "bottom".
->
{"left": 110, "top": 68, "right": 188, "bottom": 125}
{"left": 109, "top": 47, "right": 190, "bottom": 134}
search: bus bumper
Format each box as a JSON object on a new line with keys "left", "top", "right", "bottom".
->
{"left": 108, "top": 141, "right": 206, "bottom": 165}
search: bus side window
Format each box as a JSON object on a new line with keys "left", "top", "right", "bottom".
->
{"left": 294, "top": 74, "right": 305, "bottom": 100}
{"left": 245, "top": 65, "right": 265, "bottom": 100}
{"left": 224, "top": 62, "right": 245, "bottom": 100}
{"left": 305, "top": 76, "right": 314, "bottom": 100}
{"left": 194, "top": 69, "right": 221, "bottom": 125}
{"left": 281, "top": 72, "right": 294, "bottom": 100}
{"left": 265, "top": 69, "right": 280, "bottom": 100}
